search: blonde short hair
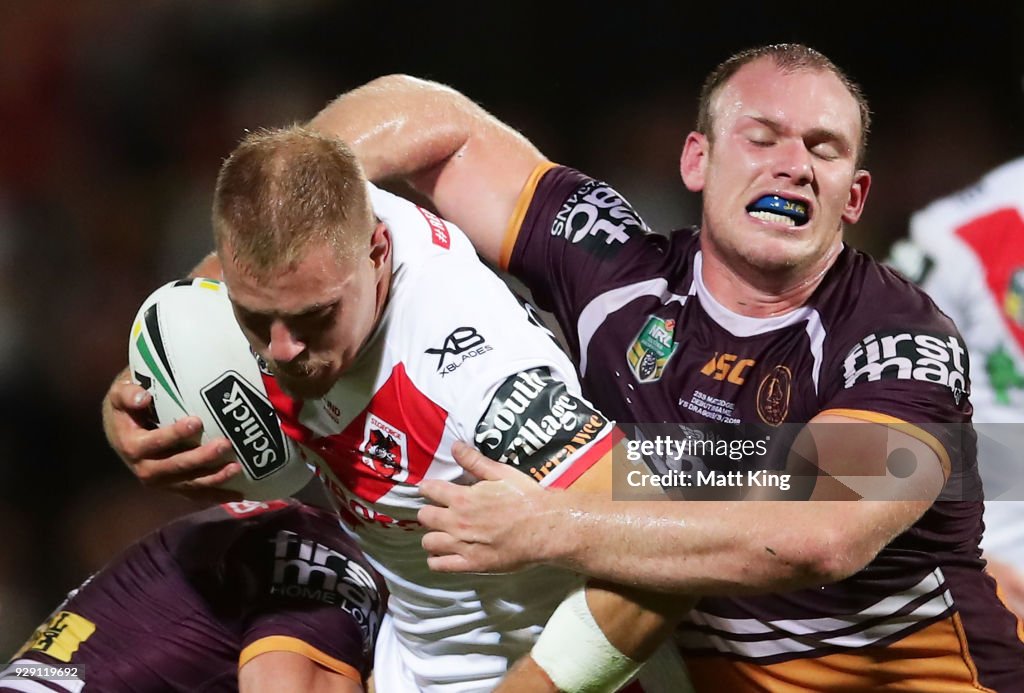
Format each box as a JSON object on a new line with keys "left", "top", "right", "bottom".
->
{"left": 213, "top": 125, "right": 375, "bottom": 275}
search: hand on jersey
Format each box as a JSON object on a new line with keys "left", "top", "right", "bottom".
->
{"left": 418, "top": 442, "right": 559, "bottom": 573}
{"left": 103, "top": 373, "right": 243, "bottom": 504}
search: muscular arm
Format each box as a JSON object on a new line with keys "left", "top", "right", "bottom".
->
{"left": 309, "top": 74, "right": 545, "bottom": 265}
{"left": 422, "top": 415, "right": 946, "bottom": 595}
{"left": 238, "top": 651, "right": 362, "bottom": 693}
{"left": 424, "top": 442, "right": 692, "bottom": 691}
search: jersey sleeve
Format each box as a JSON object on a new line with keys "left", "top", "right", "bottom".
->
{"left": 228, "top": 506, "right": 387, "bottom": 683}
{"left": 818, "top": 278, "right": 974, "bottom": 487}
{"left": 503, "top": 164, "right": 675, "bottom": 361}
{"left": 413, "top": 250, "right": 617, "bottom": 489}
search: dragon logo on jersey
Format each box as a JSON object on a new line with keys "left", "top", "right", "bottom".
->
{"left": 1005, "top": 268, "right": 1024, "bottom": 327}
{"left": 756, "top": 365, "right": 792, "bottom": 426}
{"left": 627, "top": 316, "right": 678, "bottom": 383}
{"left": 552, "top": 179, "right": 647, "bottom": 256}
{"left": 842, "top": 331, "right": 969, "bottom": 404}
{"left": 358, "top": 414, "right": 409, "bottom": 481}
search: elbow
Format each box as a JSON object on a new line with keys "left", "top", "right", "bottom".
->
{"left": 794, "top": 528, "right": 879, "bottom": 585}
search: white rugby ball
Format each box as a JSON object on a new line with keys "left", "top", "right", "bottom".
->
{"left": 127, "top": 278, "right": 312, "bottom": 500}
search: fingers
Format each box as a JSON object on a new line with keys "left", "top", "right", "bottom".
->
{"left": 421, "top": 529, "right": 461, "bottom": 556}
{"left": 452, "top": 441, "right": 519, "bottom": 482}
{"left": 426, "top": 553, "right": 475, "bottom": 573}
{"left": 132, "top": 440, "right": 236, "bottom": 487}
{"left": 108, "top": 379, "right": 151, "bottom": 411}
{"left": 421, "top": 531, "right": 481, "bottom": 573}
{"left": 419, "top": 479, "right": 463, "bottom": 509}
{"left": 125, "top": 417, "right": 206, "bottom": 462}
{"left": 417, "top": 503, "right": 449, "bottom": 531}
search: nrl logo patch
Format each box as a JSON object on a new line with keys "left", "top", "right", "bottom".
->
{"left": 627, "top": 315, "right": 678, "bottom": 383}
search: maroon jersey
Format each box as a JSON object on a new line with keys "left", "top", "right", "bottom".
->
{"left": 0, "top": 500, "right": 385, "bottom": 692}
{"left": 503, "top": 163, "right": 1024, "bottom": 691}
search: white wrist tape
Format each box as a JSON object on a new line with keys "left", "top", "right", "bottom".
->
{"left": 531, "top": 586, "right": 642, "bottom": 693}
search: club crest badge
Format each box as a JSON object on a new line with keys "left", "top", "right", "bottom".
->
{"left": 757, "top": 365, "right": 793, "bottom": 427}
{"left": 627, "top": 316, "right": 678, "bottom": 383}
{"left": 358, "top": 413, "right": 409, "bottom": 482}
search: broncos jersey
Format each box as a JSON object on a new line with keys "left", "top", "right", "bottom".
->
{"left": 0, "top": 500, "right": 385, "bottom": 692}
{"left": 262, "top": 185, "right": 616, "bottom": 692}
{"left": 502, "top": 163, "right": 1024, "bottom": 692}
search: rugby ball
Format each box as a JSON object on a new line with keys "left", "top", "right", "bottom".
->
{"left": 127, "top": 278, "right": 312, "bottom": 500}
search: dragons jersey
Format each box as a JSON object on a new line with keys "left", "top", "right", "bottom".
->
{"left": 0, "top": 500, "right": 385, "bottom": 693}
{"left": 262, "top": 185, "right": 614, "bottom": 692}
{"left": 890, "top": 156, "right": 1024, "bottom": 569}
{"left": 503, "top": 163, "right": 1024, "bottom": 692}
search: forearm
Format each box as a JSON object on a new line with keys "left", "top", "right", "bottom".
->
{"left": 503, "top": 582, "right": 692, "bottom": 693}
{"left": 537, "top": 496, "right": 917, "bottom": 595}
{"left": 309, "top": 74, "right": 545, "bottom": 265}
{"left": 310, "top": 75, "right": 476, "bottom": 185}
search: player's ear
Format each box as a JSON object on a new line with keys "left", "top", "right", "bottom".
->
{"left": 370, "top": 221, "right": 390, "bottom": 270}
{"left": 680, "top": 131, "right": 709, "bottom": 192}
{"left": 842, "top": 169, "right": 871, "bottom": 224}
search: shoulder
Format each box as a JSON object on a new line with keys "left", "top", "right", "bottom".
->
{"left": 817, "top": 246, "right": 956, "bottom": 333}
{"left": 815, "top": 249, "right": 969, "bottom": 400}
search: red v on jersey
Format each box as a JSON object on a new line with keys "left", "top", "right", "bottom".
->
{"left": 262, "top": 364, "right": 446, "bottom": 503}
{"left": 956, "top": 208, "right": 1024, "bottom": 353}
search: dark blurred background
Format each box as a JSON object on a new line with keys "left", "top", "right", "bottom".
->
{"left": 2, "top": 1, "right": 1023, "bottom": 656}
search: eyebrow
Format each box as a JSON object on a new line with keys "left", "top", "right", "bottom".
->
{"left": 235, "top": 300, "right": 339, "bottom": 320}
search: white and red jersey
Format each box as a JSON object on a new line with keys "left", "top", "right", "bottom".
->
{"left": 891, "top": 156, "right": 1024, "bottom": 568}
{"left": 262, "top": 185, "right": 614, "bottom": 691}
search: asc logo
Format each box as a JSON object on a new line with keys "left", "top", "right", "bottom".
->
{"left": 552, "top": 179, "right": 647, "bottom": 255}
{"left": 201, "top": 372, "right": 289, "bottom": 479}
{"left": 358, "top": 413, "right": 410, "bottom": 481}
{"left": 842, "top": 331, "right": 969, "bottom": 404}
{"left": 425, "top": 326, "right": 493, "bottom": 376}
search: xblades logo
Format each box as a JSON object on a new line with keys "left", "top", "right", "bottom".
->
{"left": 425, "top": 327, "right": 493, "bottom": 376}
{"left": 202, "top": 372, "right": 288, "bottom": 479}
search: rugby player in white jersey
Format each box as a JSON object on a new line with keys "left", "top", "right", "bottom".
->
{"left": 103, "top": 126, "right": 688, "bottom": 691}
{"left": 889, "top": 156, "right": 1024, "bottom": 615}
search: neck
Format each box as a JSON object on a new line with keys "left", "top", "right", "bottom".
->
{"left": 698, "top": 239, "right": 841, "bottom": 318}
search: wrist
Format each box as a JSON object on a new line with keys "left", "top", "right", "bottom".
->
{"left": 533, "top": 489, "right": 580, "bottom": 568}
